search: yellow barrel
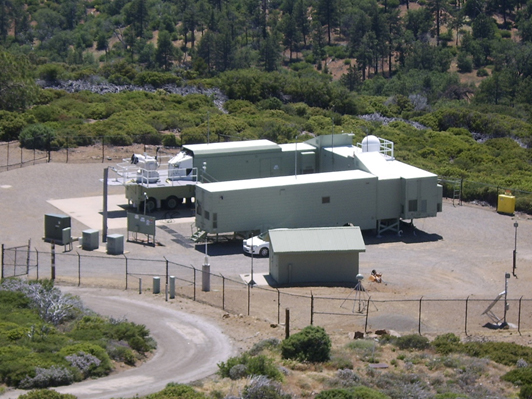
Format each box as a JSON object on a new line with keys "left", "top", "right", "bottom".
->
{"left": 497, "top": 194, "right": 515, "bottom": 215}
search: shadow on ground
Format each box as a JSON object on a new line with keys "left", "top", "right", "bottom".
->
{"left": 363, "top": 221, "right": 443, "bottom": 245}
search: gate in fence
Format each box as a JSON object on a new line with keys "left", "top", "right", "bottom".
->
{"left": 1, "top": 241, "right": 39, "bottom": 279}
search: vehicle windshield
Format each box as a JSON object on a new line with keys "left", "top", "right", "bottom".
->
{"left": 258, "top": 232, "right": 269, "bottom": 241}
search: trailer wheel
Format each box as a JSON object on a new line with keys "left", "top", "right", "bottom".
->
{"left": 259, "top": 247, "right": 269, "bottom": 257}
{"left": 166, "top": 196, "right": 182, "bottom": 210}
{"left": 144, "top": 198, "right": 157, "bottom": 213}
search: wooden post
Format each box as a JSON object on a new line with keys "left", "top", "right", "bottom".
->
{"left": 310, "top": 292, "right": 314, "bottom": 325}
{"left": 418, "top": 296, "right": 423, "bottom": 335}
{"left": 51, "top": 242, "right": 56, "bottom": 280}
{"left": 285, "top": 308, "right": 290, "bottom": 339}
{"left": 465, "top": 296, "right": 470, "bottom": 336}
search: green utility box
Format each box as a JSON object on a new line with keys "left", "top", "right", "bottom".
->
{"left": 107, "top": 234, "right": 124, "bottom": 255}
{"left": 82, "top": 229, "right": 99, "bottom": 251}
{"left": 44, "top": 214, "right": 71, "bottom": 245}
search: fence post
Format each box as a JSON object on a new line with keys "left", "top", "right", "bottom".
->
{"left": 277, "top": 289, "right": 281, "bottom": 325}
{"left": 518, "top": 296, "right": 523, "bottom": 335}
{"left": 165, "top": 258, "right": 169, "bottom": 302}
{"left": 285, "top": 308, "right": 290, "bottom": 339}
{"left": 36, "top": 248, "right": 39, "bottom": 280}
{"left": 1, "top": 244, "right": 4, "bottom": 279}
{"left": 77, "top": 251, "right": 81, "bottom": 286}
{"left": 193, "top": 267, "right": 196, "bottom": 301}
{"left": 365, "top": 296, "right": 371, "bottom": 334}
{"left": 7, "top": 141, "right": 9, "bottom": 170}
{"left": 124, "top": 254, "right": 128, "bottom": 290}
{"left": 26, "top": 239, "right": 31, "bottom": 274}
{"left": 102, "top": 135, "right": 105, "bottom": 163}
{"left": 418, "top": 296, "right": 423, "bottom": 335}
{"left": 247, "top": 283, "right": 251, "bottom": 316}
{"left": 465, "top": 296, "right": 470, "bottom": 336}
{"left": 51, "top": 242, "right": 56, "bottom": 280}
{"left": 310, "top": 292, "right": 314, "bottom": 326}
{"left": 222, "top": 275, "right": 225, "bottom": 310}
{"left": 139, "top": 278, "right": 142, "bottom": 294}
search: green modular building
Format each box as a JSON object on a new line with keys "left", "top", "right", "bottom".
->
{"left": 268, "top": 226, "right": 366, "bottom": 286}
{"left": 195, "top": 170, "right": 378, "bottom": 235}
{"left": 194, "top": 135, "right": 443, "bottom": 235}
{"left": 183, "top": 140, "right": 317, "bottom": 181}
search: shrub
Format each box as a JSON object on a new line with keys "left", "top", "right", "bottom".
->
{"left": 19, "top": 124, "right": 57, "bottom": 150}
{"left": 462, "top": 341, "right": 532, "bottom": 366}
{"left": 162, "top": 134, "right": 179, "bottom": 147}
{"left": 315, "top": 388, "right": 354, "bottom": 399}
{"left": 248, "top": 338, "right": 281, "bottom": 356}
{"left": 243, "top": 376, "right": 291, "bottom": 399}
{"left": 394, "top": 335, "right": 430, "bottom": 351}
{"left": 218, "top": 353, "right": 282, "bottom": 381}
{"left": 18, "top": 389, "right": 77, "bottom": 399}
{"left": 146, "top": 382, "right": 206, "bottom": 399}
{"left": 65, "top": 352, "right": 102, "bottom": 378}
{"left": 477, "top": 68, "right": 489, "bottom": 77}
{"left": 59, "top": 343, "right": 112, "bottom": 377}
{"left": 432, "top": 333, "right": 462, "bottom": 355}
{"left": 281, "top": 326, "right": 331, "bottom": 363}
{"left": 18, "top": 366, "right": 75, "bottom": 389}
{"left": 502, "top": 367, "right": 532, "bottom": 385}
{"left": 520, "top": 385, "right": 532, "bottom": 399}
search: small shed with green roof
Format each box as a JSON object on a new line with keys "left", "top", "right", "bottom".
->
{"left": 268, "top": 226, "right": 366, "bottom": 286}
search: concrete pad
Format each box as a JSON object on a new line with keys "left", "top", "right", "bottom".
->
{"left": 240, "top": 272, "right": 271, "bottom": 286}
{"left": 48, "top": 194, "right": 196, "bottom": 231}
{"left": 48, "top": 194, "right": 128, "bottom": 230}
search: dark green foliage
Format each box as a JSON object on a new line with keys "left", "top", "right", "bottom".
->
{"left": 281, "top": 326, "right": 331, "bottom": 363}
{"left": 432, "top": 333, "right": 462, "bottom": 355}
{"left": 18, "top": 389, "right": 77, "bottom": 399}
{"left": 463, "top": 341, "right": 532, "bottom": 366}
{"left": 18, "top": 124, "right": 57, "bottom": 150}
{"left": 394, "top": 334, "right": 430, "bottom": 351}
{"left": 133, "top": 71, "right": 181, "bottom": 88}
{"left": 315, "top": 387, "right": 389, "bottom": 399}
{"left": 146, "top": 383, "right": 206, "bottom": 399}
{"left": 520, "top": 385, "right": 532, "bottom": 399}
{"left": 0, "top": 111, "right": 29, "bottom": 141}
{"left": 217, "top": 353, "right": 283, "bottom": 381}
{"left": 502, "top": 367, "right": 532, "bottom": 385}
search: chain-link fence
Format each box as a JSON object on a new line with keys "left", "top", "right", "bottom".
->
{"left": 0, "top": 139, "right": 181, "bottom": 172}
{"left": 0, "top": 141, "right": 48, "bottom": 172}
{"left": 440, "top": 177, "right": 532, "bottom": 213}
{"left": 2, "top": 243, "right": 531, "bottom": 335}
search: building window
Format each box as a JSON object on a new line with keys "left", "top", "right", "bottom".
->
{"left": 409, "top": 199, "right": 418, "bottom": 212}
{"left": 322, "top": 196, "right": 330, "bottom": 204}
{"left": 204, "top": 210, "right": 210, "bottom": 220}
{"left": 196, "top": 203, "right": 202, "bottom": 216}
{"left": 213, "top": 213, "right": 217, "bottom": 229}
